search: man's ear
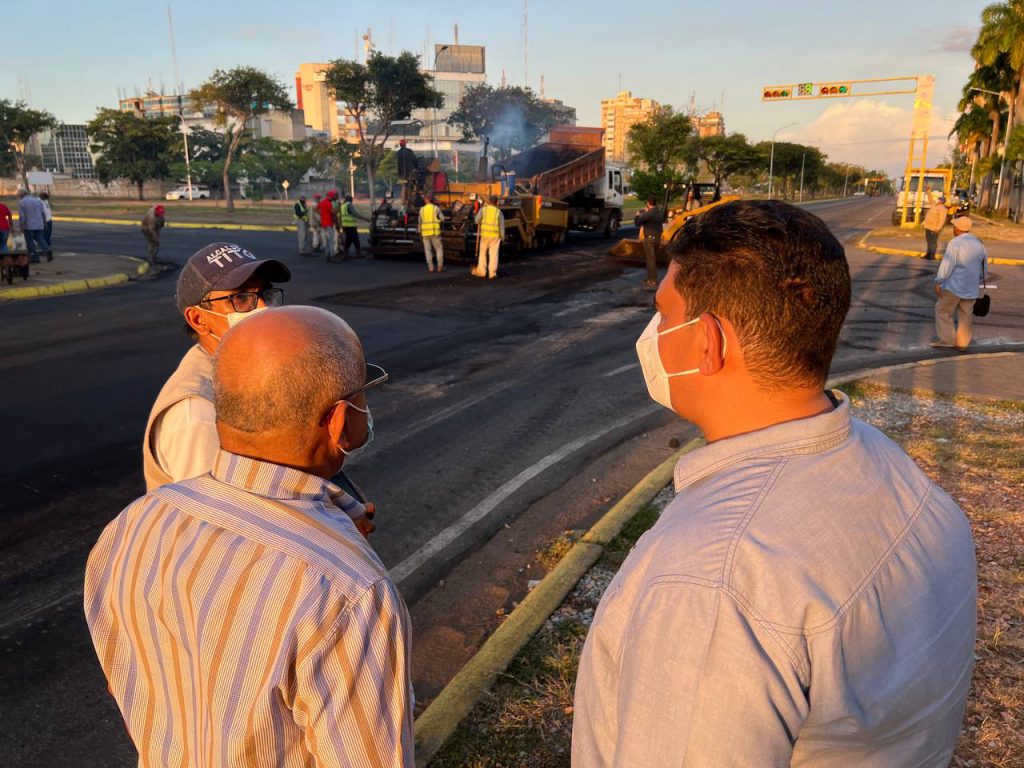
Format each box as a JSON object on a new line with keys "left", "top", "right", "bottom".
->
{"left": 326, "top": 400, "right": 349, "bottom": 447}
{"left": 698, "top": 313, "right": 726, "bottom": 376}
{"left": 184, "top": 305, "right": 213, "bottom": 337}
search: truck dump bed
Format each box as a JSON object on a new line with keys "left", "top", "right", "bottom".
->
{"left": 502, "top": 126, "right": 606, "bottom": 201}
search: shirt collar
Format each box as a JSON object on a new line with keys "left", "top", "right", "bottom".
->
{"left": 674, "top": 390, "right": 852, "bottom": 493}
{"left": 211, "top": 450, "right": 340, "bottom": 502}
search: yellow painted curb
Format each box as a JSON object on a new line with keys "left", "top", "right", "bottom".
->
{"left": 1, "top": 269, "right": 136, "bottom": 300}
{"left": 857, "top": 232, "right": 1023, "bottom": 266}
{"left": 412, "top": 437, "right": 705, "bottom": 766}
{"left": 52, "top": 215, "right": 369, "bottom": 234}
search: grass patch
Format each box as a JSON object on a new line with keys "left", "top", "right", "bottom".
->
{"left": 599, "top": 502, "right": 660, "bottom": 569}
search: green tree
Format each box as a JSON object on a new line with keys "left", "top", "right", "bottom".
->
{"left": 974, "top": 1, "right": 1024, "bottom": 127}
{"left": 755, "top": 141, "right": 825, "bottom": 199}
{"left": 0, "top": 100, "right": 58, "bottom": 189}
{"left": 235, "top": 138, "right": 314, "bottom": 198}
{"left": 323, "top": 51, "right": 442, "bottom": 201}
{"left": 448, "top": 84, "right": 563, "bottom": 162}
{"left": 626, "top": 107, "right": 695, "bottom": 200}
{"left": 956, "top": 55, "right": 1014, "bottom": 207}
{"left": 694, "top": 133, "right": 763, "bottom": 187}
{"left": 189, "top": 67, "right": 292, "bottom": 211}
{"left": 86, "top": 109, "right": 180, "bottom": 200}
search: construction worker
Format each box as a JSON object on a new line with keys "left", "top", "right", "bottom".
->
{"left": 141, "top": 204, "right": 166, "bottom": 264}
{"left": 473, "top": 194, "right": 504, "bottom": 279}
{"left": 309, "top": 194, "right": 324, "bottom": 252}
{"left": 634, "top": 196, "right": 665, "bottom": 287}
{"left": 293, "top": 195, "right": 311, "bottom": 255}
{"left": 339, "top": 194, "right": 368, "bottom": 260}
{"left": 397, "top": 138, "right": 418, "bottom": 179}
{"left": 318, "top": 191, "right": 338, "bottom": 259}
{"left": 418, "top": 193, "right": 444, "bottom": 272}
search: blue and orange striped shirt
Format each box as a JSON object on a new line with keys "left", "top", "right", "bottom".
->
{"left": 85, "top": 450, "right": 414, "bottom": 767}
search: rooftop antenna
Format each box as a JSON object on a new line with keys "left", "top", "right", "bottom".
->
{"left": 618, "top": 72, "right": 622, "bottom": 92}
{"left": 389, "top": 17, "right": 394, "bottom": 54}
{"left": 354, "top": 29, "right": 359, "bottom": 61}
{"left": 167, "top": 3, "right": 181, "bottom": 96}
{"left": 454, "top": 23, "right": 459, "bottom": 45}
{"left": 501, "top": 68, "right": 507, "bottom": 88}
{"left": 540, "top": 74, "right": 545, "bottom": 99}
{"left": 362, "top": 28, "right": 374, "bottom": 59}
{"left": 721, "top": 89, "right": 725, "bottom": 112}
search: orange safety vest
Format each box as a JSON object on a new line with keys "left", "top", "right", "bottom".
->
{"left": 420, "top": 204, "right": 441, "bottom": 236}
{"left": 480, "top": 205, "right": 501, "bottom": 238}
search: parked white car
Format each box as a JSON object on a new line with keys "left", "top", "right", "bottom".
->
{"left": 165, "top": 185, "right": 210, "bottom": 200}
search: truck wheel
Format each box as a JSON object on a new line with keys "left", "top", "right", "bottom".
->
{"left": 603, "top": 212, "right": 620, "bottom": 238}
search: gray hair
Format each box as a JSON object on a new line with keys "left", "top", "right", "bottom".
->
{"left": 213, "top": 327, "right": 364, "bottom": 434}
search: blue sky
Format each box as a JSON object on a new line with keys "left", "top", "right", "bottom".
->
{"left": 5, "top": 0, "right": 985, "bottom": 175}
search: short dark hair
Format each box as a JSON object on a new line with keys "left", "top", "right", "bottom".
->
{"left": 669, "top": 200, "right": 850, "bottom": 388}
{"left": 489, "top": 194, "right": 498, "bottom": 204}
{"left": 647, "top": 195, "right": 658, "bottom": 206}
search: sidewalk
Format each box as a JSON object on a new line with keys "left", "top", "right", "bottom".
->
{"left": 861, "top": 230, "right": 1023, "bottom": 265}
{"left": 0, "top": 251, "right": 149, "bottom": 301}
{"left": 416, "top": 350, "right": 1024, "bottom": 767}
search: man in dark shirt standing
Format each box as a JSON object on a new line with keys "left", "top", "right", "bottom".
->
{"left": 634, "top": 196, "right": 665, "bottom": 287}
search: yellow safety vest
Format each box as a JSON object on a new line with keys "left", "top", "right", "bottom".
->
{"left": 480, "top": 205, "right": 501, "bottom": 238}
{"left": 340, "top": 203, "right": 359, "bottom": 228}
{"left": 420, "top": 204, "right": 441, "bottom": 236}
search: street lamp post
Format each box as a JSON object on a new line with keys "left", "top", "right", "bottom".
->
{"left": 177, "top": 116, "right": 193, "bottom": 201}
{"left": 799, "top": 151, "right": 806, "bottom": 202}
{"left": 970, "top": 87, "right": 1014, "bottom": 211}
{"left": 431, "top": 45, "right": 451, "bottom": 159}
{"left": 768, "top": 121, "right": 798, "bottom": 199}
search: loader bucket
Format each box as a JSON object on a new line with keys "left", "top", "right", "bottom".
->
{"left": 609, "top": 237, "right": 646, "bottom": 262}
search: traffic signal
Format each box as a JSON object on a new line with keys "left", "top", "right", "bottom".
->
{"left": 797, "top": 83, "right": 813, "bottom": 96}
{"left": 818, "top": 83, "right": 851, "bottom": 97}
{"left": 762, "top": 85, "right": 795, "bottom": 101}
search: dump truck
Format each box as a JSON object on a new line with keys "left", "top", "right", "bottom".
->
{"left": 610, "top": 185, "right": 740, "bottom": 266}
{"left": 369, "top": 126, "right": 625, "bottom": 261}
{"left": 892, "top": 168, "right": 952, "bottom": 226}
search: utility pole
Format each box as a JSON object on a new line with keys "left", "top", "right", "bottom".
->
{"left": 768, "top": 121, "right": 797, "bottom": 199}
{"left": 842, "top": 165, "right": 850, "bottom": 198}
{"left": 523, "top": 0, "right": 528, "bottom": 88}
{"left": 799, "top": 151, "right": 806, "bottom": 202}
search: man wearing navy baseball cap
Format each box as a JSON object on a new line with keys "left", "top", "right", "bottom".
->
{"left": 143, "top": 242, "right": 291, "bottom": 491}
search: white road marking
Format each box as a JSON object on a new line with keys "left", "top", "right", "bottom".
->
{"left": 389, "top": 404, "right": 660, "bottom": 585}
{"left": 602, "top": 362, "right": 639, "bottom": 378}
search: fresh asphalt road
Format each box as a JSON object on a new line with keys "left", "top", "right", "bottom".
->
{"left": 2, "top": 197, "right": 1021, "bottom": 765}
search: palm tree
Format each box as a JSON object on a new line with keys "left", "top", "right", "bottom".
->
{"left": 957, "top": 58, "right": 1013, "bottom": 207}
{"left": 975, "top": 1, "right": 1024, "bottom": 127}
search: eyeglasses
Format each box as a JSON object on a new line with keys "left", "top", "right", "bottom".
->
{"left": 338, "top": 362, "right": 389, "bottom": 401}
{"left": 201, "top": 287, "right": 284, "bottom": 313}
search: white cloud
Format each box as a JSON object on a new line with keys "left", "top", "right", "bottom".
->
{"left": 780, "top": 99, "right": 957, "bottom": 176}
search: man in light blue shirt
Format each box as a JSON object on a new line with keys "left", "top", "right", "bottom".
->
{"left": 573, "top": 200, "right": 976, "bottom": 767}
{"left": 933, "top": 216, "right": 987, "bottom": 350}
{"left": 16, "top": 188, "right": 51, "bottom": 263}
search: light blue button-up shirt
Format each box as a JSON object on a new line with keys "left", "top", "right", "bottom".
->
{"left": 573, "top": 393, "right": 977, "bottom": 767}
{"left": 17, "top": 194, "right": 46, "bottom": 231}
{"left": 935, "top": 232, "right": 987, "bottom": 299}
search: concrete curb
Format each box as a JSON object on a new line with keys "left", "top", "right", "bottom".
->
{"left": 412, "top": 350, "right": 1024, "bottom": 765}
{"left": 0, "top": 255, "right": 150, "bottom": 301}
{"left": 413, "top": 437, "right": 705, "bottom": 766}
{"left": 857, "top": 231, "right": 1023, "bottom": 266}
{"left": 52, "top": 215, "right": 369, "bottom": 235}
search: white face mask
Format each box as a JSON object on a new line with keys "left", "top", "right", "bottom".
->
{"left": 635, "top": 312, "right": 727, "bottom": 411}
{"left": 340, "top": 401, "right": 374, "bottom": 458}
{"left": 200, "top": 305, "right": 268, "bottom": 341}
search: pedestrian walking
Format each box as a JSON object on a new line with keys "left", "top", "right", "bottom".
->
{"left": 473, "top": 194, "right": 504, "bottom": 279}
{"left": 932, "top": 216, "right": 988, "bottom": 350}
{"left": 318, "top": 191, "right": 338, "bottom": 258}
{"left": 418, "top": 193, "right": 445, "bottom": 272}
{"left": 39, "top": 191, "right": 54, "bottom": 253}
{"left": 16, "top": 188, "right": 51, "bottom": 263}
{"left": 340, "top": 194, "right": 368, "bottom": 260}
{"left": 293, "top": 194, "right": 312, "bottom": 255}
{"left": 634, "top": 195, "right": 665, "bottom": 287}
{"left": 140, "top": 204, "right": 165, "bottom": 263}
{"left": 310, "top": 193, "right": 324, "bottom": 252}
{"left": 923, "top": 193, "right": 950, "bottom": 260}
{"left": 86, "top": 305, "right": 413, "bottom": 767}
{"left": 573, "top": 200, "right": 976, "bottom": 768}
{"left": 0, "top": 199, "right": 12, "bottom": 253}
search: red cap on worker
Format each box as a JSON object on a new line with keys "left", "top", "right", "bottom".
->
{"left": 155, "top": 204, "right": 165, "bottom": 215}
{"left": 399, "top": 139, "right": 406, "bottom": 147}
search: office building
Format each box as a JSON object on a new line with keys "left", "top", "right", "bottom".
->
{"left": 694, "top": 110, "right": 725, "bottom": 138}
{"left": 38, "top": 124, "right": 96, "bottom": 178}
{"left": 600, "top": 91, "right": 660, "bottom": 163}
{"left": 295, "top": 63, "right": 343, "bottom": 141}
{"left": 408, "top": 43, "right": 487, "bottom": 155}
{"left": 542, "top": 97, "right": 577, "bottom": 127}
{"left": 119, "top": 91, "right": 192, "bottom": 117}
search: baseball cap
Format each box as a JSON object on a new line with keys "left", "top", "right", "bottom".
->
{"left": 952, "top": 216, "right": 972, "bottom": 232}
{"left": 175, "top": 242, "right": 290, "bottom": 314}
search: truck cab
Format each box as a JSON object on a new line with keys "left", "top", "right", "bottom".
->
{"left": 892, "top": 169, "right": 952, "bottom": 226}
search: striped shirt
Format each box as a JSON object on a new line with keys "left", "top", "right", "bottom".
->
{"left": 85, "top": 450, "right": 414, "bottom": 767}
